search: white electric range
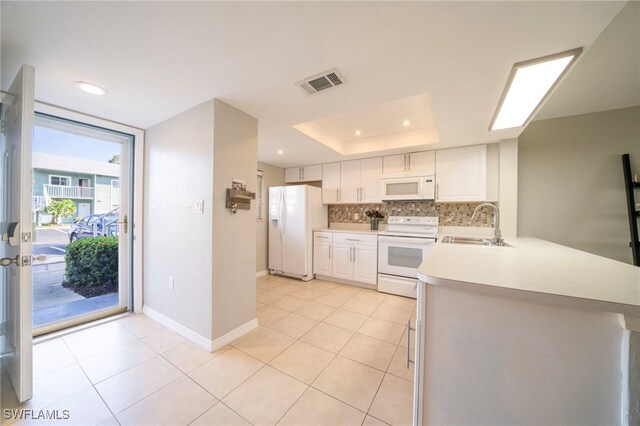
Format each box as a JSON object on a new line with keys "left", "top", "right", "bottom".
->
{"left": 377, "top": 216, "right": 438, "bottom": 298}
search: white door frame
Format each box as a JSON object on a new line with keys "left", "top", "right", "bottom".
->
{"left": 34, "top": 102, "right": 144, "bottom": 313}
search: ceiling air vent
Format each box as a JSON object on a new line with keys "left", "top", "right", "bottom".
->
{"left": 296, "top": 69, "right": 347, "bottom": 95}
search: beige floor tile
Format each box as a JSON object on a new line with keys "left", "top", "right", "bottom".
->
{"left": 118, "top": 314, "right": 165, "bottom": 338}
{"left": 294, "top": 301, "right": 335, "bottom": 321}
{"left": 300, "top": 323, "right": 354, "bottom": 353}
{"left": 257, "top": 289, "right": 286, "bottom": 304}
{"left": 257, "top": 305, "right": 289, "bottom": 326}
{"left": 387, "top": 345, "right": 414, "bottom": 382}
{"left": 358, "top": 317, "right": 406, "bottom": 345}
{"left": 234, "top": 327, "right": 295, "bottom": 362}
{"left": 117, "top": 376, "right": 217, "bottom": 425}
{"left": 339, "top": 334, "right": 396, "bottom": 371}
{"left": 329, "top": 285, "right": 361, "bottom": 296}
{"left": 290, "top": 287, "right": 327, "bottom": 301}
{"left": 63, "top": 321, "right": 137, "bottom": 361}
{"left": 30, "top": 364, "right": 92, "bottom": 412}
{"left": 363, "top": 415, "right": 390, "bottom": 426}
{"left": 188, "top": 349, "right": 264, "bottom": 399}
{"left": 191, "top": 403, "right": 251, "bottom": 425}
{"left": 306, "top": 280, "right": 337, "bottom": 291}
{"left": 269, "top": 313, "right": 318, "bottom": 339}
{"left": 269, "top": 341, "right": 334, "bottom": 385}
{"left": 314, "top": 291, "right": 353, "bottom": 308}
{"left": 369, "top": 374, "right": 414, "bottom": 426}
{"left": 223, "top": 366, "right": 307, "bottom": 426}
{"left": 312, "top": 356, "right": 384, "bottom": 412}
{"left": 256, "top": 302, "right": 266, "bottom": 310}
{"left": 270, "top": 283, "right": 306, "bottom": 295}
{"left": 380, "top": 295, "right": 416, "bottom": 312}
{"left": 278, "top": 387, "right": 366, "bottom": 426}
{"left": 141, "top": 329, "right": 189, "bottom": 354}
{"left": 371, "top": 305, "right": 413, "bottom": 325}
{"left": 33, "top": 338, "right": 76, "bottom": 379}
{"left": 340, "top": 298, "right": 379, "bottom": 316}
{"left": 269, "top": 295, "right": 307, "bottom": 312}
{"left": 15, "top": 387, "right": 113, "bottom": 426}
{"left": 79, "top": 340, "right": 157, "bottom": 384}
{"left": 257, "top": 279, "right": 282, "bottom": 291}
{"left": 95, "top": 356, "right": 182, "bottom": 413}
{"left": 351, "top": 290, "right": 387, "bottom": 306}
{"left": 96, "top": 415, "right": 120, "bottom": 426}
{"left": 162, "top": 340, "right": 219, "bottom": 373}
{"left": 323, "top": 309, "right": 368, "bottom": 332}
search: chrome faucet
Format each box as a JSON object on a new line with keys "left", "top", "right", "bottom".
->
{"left": 471, "top": 203, "right": 504, "bottom": 246}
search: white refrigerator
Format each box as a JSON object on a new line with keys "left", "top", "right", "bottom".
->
{"left": 268, "top": 185, "right": 327, "bottom": 281}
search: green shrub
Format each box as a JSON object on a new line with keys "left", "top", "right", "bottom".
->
{"left": 65, "top": 236, "right": 118, "bottom": 287}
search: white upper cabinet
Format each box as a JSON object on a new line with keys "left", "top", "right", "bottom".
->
{"left": 322, "top": 163, "right": 341, "bottom": 204}
{"left": 339, "top": 158, "right": 383, "bottom": 204}
{"left": 340, "top": 160, "right": 361, "bottom": 204}
{"left": 285, "top": 164, "right": 323, "bottom": 183}
{"left": 359, "top": 157, "right": 383, "bottom": 203}
{"left": 435, "top": 144, "right": 498, "bottom": 202}
{"left": 383, "top": 151, "right": 435, "bottom": 177}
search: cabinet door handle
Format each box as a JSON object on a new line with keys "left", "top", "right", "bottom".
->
{"left": 407, "top": 154, "right": 411, "bottom": 172}
{"left": 435, "top": 182, "right": 439, "bottom": 200}
{"left": 345, "top": 238, "right": 360, "bottom": 241}
{"left": 349, "top": 246, "right": 352, "bottom": 262}
{"left": 336, "top": 188, "right": 339, "bottom": 203}
{"left": 403, "top": 155, "right": 407, "bottom": 172}
{"left": 353, "top": 247, "right": 357, "bottom": 262}
{"left": 406, "top": 319, "right": 415, "bottom": 369}
{"left": 329, "top": 245, "right": 332, "bottom": 259}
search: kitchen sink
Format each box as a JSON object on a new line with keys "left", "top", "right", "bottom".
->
{"left": 440, "top": 235, "right": 510, "bottom": 247}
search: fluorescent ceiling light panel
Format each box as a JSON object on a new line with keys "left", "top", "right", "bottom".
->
{"left": 490, "top": 48, "right": 582, "bottom": 131}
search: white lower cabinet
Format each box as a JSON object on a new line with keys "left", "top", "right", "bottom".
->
{"left": 352, "top": 245, "right": 377, "bottom": 284}
{"left": 313, "top": 231, "right": 377, "bottom": 285}
{"left": 313, "top": 232, "right": 333, "bottom": 276}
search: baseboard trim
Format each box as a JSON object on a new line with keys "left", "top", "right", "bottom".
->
{"left": 211, "top": 318, "right": 259, "bottom": 351}
{"left": 256, "top": 270, "right": 268, "bottom": 278}
{"left": 142, "top": 305, "right": 213, "bottom": 351}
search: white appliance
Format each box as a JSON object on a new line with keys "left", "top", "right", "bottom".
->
{"left": 269, "top": 185, "right": 327, "bottom": 281}
{"left": 381, "top": 175, "right": 435, "bottom": 201}
{"left": 377, "top": 216, "right": 438, "bottom": 298}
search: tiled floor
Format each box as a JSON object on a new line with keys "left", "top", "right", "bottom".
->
{"left": 1, "top": 275, "right": 416, "bottom": 426}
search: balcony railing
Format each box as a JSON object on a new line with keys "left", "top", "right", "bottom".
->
{"left": 44, "top": 184, "right": 94, "bottom": 199}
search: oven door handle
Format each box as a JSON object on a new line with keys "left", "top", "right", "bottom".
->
{"left": 378, "top": 236, "right": 435, "bottom": 245}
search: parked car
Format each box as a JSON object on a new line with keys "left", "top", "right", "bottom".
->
{"left": 68, "top": 211, "right": 119, "bottom": 242}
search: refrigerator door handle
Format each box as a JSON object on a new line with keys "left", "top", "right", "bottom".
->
{"left": 279, "top": 190, "right": 285, "bottom": 242}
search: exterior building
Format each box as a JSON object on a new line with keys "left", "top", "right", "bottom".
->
{"left": 32, "top": 152, "right": 120, "bottom": 224}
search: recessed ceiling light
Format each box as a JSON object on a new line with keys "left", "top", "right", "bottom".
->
{"left": 355, "top": 130, "right": 361, "bottom": 136}
{"left": 277, "top": 150, "right": 284, "bottom": 155}
{"left": 403, "top": 120, "right": 411, "bottom": 126}
{"left": 75, "top": 81, "right": 108, "bottom": 95}
{"left": 490, "top": 48, "right": 582, "bottom": 131}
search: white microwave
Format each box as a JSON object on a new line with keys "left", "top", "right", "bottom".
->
{"left": 381, "top": 175, "right": 435, "bottom": 201}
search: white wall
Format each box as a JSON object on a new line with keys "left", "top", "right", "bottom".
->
{"left": 256, "top": 161, "right": 284, "bottom": 274}
{"left": 144, "top": 100, "right": 215, "bottom": 340}
{"left": 518, "top": 106, "right": 640, "bottom": 264}
{"left": 498, "top": 139, "right": 518, "bottom": 238}
{"left": 211, "top": 100, "right": 258, "bottom": 341}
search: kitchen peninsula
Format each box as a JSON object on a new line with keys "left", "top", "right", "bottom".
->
{"left": 415, "top": 237, "right": 640, "bottom": 425}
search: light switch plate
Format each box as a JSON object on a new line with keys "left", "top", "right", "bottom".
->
{"left": 353, "top": 213, "right": 359, "bottom": 220}
{"left": 195, "top": 200, "right": 204, "bottom": 214}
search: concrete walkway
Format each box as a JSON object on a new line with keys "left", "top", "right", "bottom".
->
{"left": 33, "top": 292, "right": 119, "bottom": 328}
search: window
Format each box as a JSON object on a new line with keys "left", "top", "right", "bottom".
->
{"left": 49, "top": 175, "right": 71, "bottom": 186}
{"left": 256, "top": 170, "right": 264, "bottom": 221}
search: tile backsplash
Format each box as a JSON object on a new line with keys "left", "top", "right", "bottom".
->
{"left": 328, "top": 201, "right": 494, "bottom": 227}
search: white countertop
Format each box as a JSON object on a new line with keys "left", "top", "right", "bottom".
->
{"left": 314, "top": 223, "right": 386, "bottom": 235}
{"left": 418, "top": 237, "right": 640, "bottom": 316}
